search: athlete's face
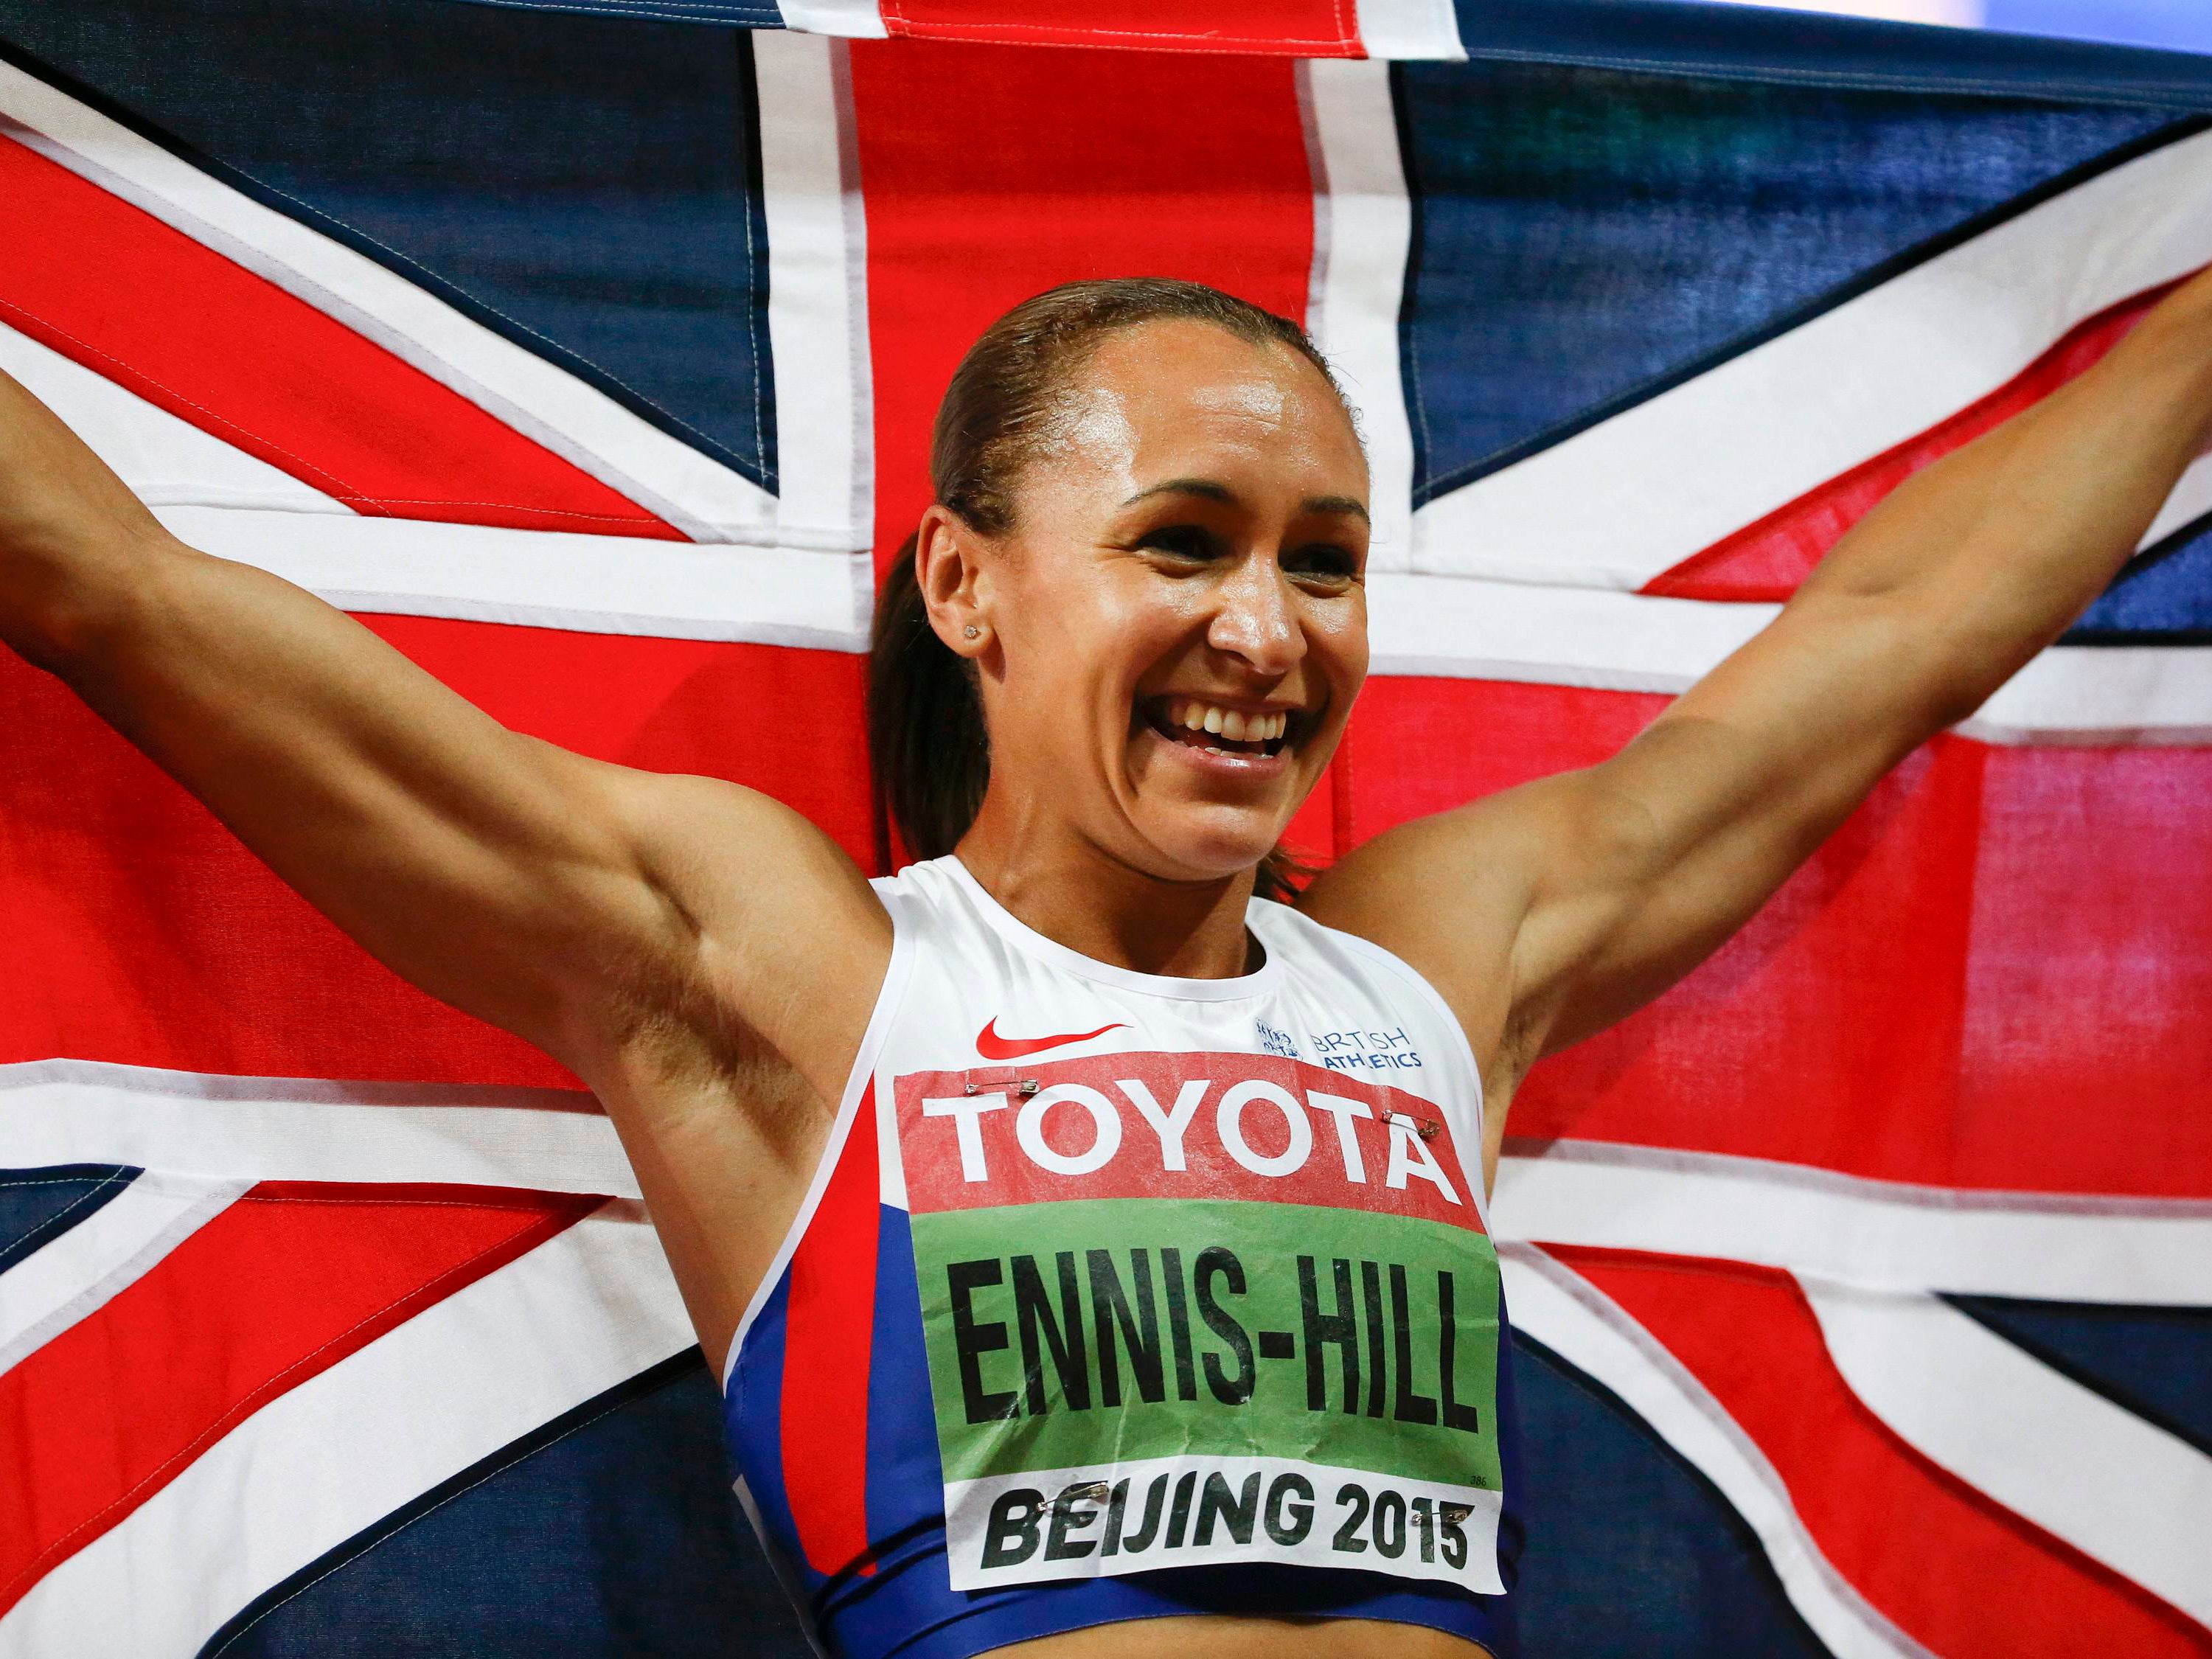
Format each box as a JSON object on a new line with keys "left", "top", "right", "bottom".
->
{"left": 925, "top": 319, "right": 1371, "bottom": 884}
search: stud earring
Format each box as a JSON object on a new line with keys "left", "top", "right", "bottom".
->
{"left": 963, "top": 625, "right": 981, "bottom": 639}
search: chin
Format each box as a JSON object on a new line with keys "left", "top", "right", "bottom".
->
{"left": 1137, "top": 807, "right": 1292, "bottom": 886}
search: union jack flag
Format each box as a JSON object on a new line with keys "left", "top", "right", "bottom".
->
{"left": 1, "top": 1, "right": 2208, "bottom": 1653}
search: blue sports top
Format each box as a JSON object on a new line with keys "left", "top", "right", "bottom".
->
{"left": 723, "top": 857, "right": 1523, "bottom": 1658}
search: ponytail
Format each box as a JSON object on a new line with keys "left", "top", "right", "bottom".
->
{"left": 868, "top": 532, "right": 989, "bottom": 864}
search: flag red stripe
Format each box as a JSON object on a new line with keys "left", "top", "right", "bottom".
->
{"left": 0, "top": 619, "right": 870, "bottom": 1084}
{"left": 1551, "top": 1245, "right": 2210, "bottom": 1656}
{"left": 0, "top": 136, "right": 678, "bottom": 540}
{"left": 1641, "top": 279, "right": 2181, "bottom": 602}
{"left": 0, "top": 1181, "right": 599, "bottom": 1616}
{"left": 846, "top": 38, "right": 1340, "bottom": 846}
{"left": 878, "top": 0, "right": 1361, "bottom": 55}
{"left": 847, "top": 39, "right": 1318, "bottom": 573}
{"left": 779, "top": 1085, "right": 882, "bottom": 1576}
{"left": 1346, "top": 678, "right": 2212, "bottom": 1198}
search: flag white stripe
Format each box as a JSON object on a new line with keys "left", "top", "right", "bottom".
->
{"left": 105, "top": 498, "right": 2212, "bottom": 735}
{"left": 1354, "top": 0, "right": 1468, "bottom": 60}
{"left": 1367, "top": 571, "right": 2212, "bottom": 742}
{"left": 1500, "top": 1244, "right": 1933, "bottom": 1659}
{"left": 1493, "top": 1141, "right": 2212, "bottom": 1305}
{"left": 21, "top": 1065, "right": 2212, "bottom": 1301}
{"left": 775, "top": 0, "right": 890, "bottom": 39}
{"left": 152, "top": 504, "right": 872, "bottom": 652}
{"left": 0, "top": 66, "right": 784, "bottom": 546}
{"left": 0, "top": 1060, "right": 636, "bottom": 1199}
{"left": 1300, "top": 59, "right": 1419, "bottom": 575}
{"left": 757, "top": 34, "right": 873, "bottom": 556}
{"left": 0, "top": 1204, "right": 692, "bottom": 1658}
{"left": 1804, "top": 1280, "right": 2212, "bottom": 1629}
{"left": 0, "top": 1172, "right": 248, "bottom": 1379}
{"left": 1412, "top": 126, "right": 2212, "bottom": 590}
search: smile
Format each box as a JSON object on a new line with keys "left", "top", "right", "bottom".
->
{"left": 1138, "top": 695, "right": 1301, "bottom": 762}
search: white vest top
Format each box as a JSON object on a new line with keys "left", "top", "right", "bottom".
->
{"left": 859, "top": 855, "right": 1492, "bottom": 1225}
{"left": 731, "top": 853, "right": 1511, "bottom": 1610}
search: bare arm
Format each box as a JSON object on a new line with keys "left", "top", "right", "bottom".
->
{"left": 1310, "top": 267, "right": 2212, "bottom": 1133}
{"left": 0, "top": 367, "right": 887, "bottom": 1360}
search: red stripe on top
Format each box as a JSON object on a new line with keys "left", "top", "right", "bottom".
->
{"left": 0, "top": 136, "right": 678, "bottom": 539}
{"left": 1343, "top": 678, "right": 2212, "bottom": 1200}
{"left": 779, "top": 1082, "right": 883, "bottom": 1577}
{"left": 0, "top": 1181, "right": 597, "bottom": 1618}
{"left": 1641, "top": 279, "right": 2181, "bottom": 602}
{"left": 1551, "top": 1246, "right": 2209, "bottom": 1657}
{"left": 846, "top": 41, "right": 1317, "bottom": 576}
{"left": 878, "top": 0, "right": 1360, "bottom": 56}
{"left": 0, "top": 620, "right": 871, "bottom": 1084}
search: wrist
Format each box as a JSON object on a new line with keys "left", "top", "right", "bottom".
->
{"left": 2111, "top": 279, "right": 2212, "bottom": 450}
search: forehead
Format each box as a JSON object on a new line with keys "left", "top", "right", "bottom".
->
{"left": 1048, "top": 319, "right": 1365, "bottom": 493}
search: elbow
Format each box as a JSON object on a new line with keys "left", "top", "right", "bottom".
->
{"left": 1, "top": 525, "right": 174, "bottom": 678}
{"left": 7, "top": 585, "right": 109, "bottom": 677}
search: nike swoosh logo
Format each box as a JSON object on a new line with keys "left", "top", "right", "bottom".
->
{"left": 975, "top": 1017, "right": 1130, "bottom": 1060}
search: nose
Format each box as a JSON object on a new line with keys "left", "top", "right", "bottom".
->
{"left": 1205, "top": 552, "right": 1306, "bottom": 678}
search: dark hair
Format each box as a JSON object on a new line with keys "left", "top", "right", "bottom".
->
{"left": 867, "top": 277, "right": 1352, "bottom": 897}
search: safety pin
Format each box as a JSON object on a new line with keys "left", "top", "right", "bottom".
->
{"left": 1048, "top": 1481, "right": 1112, "bottom": 1510}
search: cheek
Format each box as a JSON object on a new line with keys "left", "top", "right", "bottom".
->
{"left": 1020, "top": 575, "right": 1190, "bottom": 689}
{"left": 1310, "top": 606, "right": 1370, "bottom": 700}
{"left": 998, "top": 577, "right": 1161, "bottom": 723}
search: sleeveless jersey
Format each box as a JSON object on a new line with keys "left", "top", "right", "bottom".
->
{"left": 723, "top": 856, "right": 1523, "bottom": 1658}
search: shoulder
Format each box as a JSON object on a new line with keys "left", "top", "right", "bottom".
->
{"left": 568, "top": 766, "right": 891, "bottom": 1070}
{"left": 1293, "top": 812, "right": 1542, "bottom": 1079}
{"left": 607, "top": 769, "right": 885, "bottom": 933}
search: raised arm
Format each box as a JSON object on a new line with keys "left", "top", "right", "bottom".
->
{"left": 0, "top": 367, "right": 888, "bottom": 1329}
{"left": 1310, "top": 267, "right": 2212, "bottom": 1143}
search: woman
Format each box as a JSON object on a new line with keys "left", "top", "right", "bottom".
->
{"left": 3, "top": 273, "right": 2208, "bottom": 1658}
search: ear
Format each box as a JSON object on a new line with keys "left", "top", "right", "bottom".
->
{"left": 913, "top": 504, "right": 997, "bottom": 660}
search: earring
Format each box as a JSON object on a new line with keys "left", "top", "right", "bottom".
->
{"left": 963, "top": 625, "right": 981, "bottom": 639}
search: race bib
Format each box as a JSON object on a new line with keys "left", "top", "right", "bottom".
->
{"left": 894, "top": 1051, "right": 1503, "bottom": 1593}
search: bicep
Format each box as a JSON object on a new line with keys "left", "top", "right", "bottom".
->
{"left": 1510, "top": 588, "right": 1947, "bottom": 1051}
{"left": 57, "top": 540, "right": 870, "bottom": 1064}
{"left": 1316, "top": 590, "right": 1944, "bottom": 1075}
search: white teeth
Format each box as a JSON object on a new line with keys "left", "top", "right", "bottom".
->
{"left": 1156, "top": 699, "right": 1293, "bottom": 746}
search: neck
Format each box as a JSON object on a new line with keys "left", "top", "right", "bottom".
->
{"left": 953, "top": 796, "right": 1259, "bottom": 980}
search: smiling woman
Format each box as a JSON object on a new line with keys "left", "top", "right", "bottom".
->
{"left": 4, "top": 263, "right": 2211, "bottom": 1659}
{"left": 869, "top": 279, "right": 1368, "bottom": 902}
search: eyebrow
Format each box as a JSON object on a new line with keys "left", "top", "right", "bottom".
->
{"left": 1121, "top": 478, "right": 1371, "bottom": 524}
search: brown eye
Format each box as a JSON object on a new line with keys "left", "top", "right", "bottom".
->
{"left": 1288, "top": 543, "right": 1359, "bottom": 582}
{"left": 1138, "top": 525, "right": 1222, "bottom": 562}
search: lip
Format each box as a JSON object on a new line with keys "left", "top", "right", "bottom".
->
{"left": 1133, "top": 704, "right": 1299, "bottom": 781}
{"left": 1137, "top": 722, "right": 1295, "bottom": 779}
